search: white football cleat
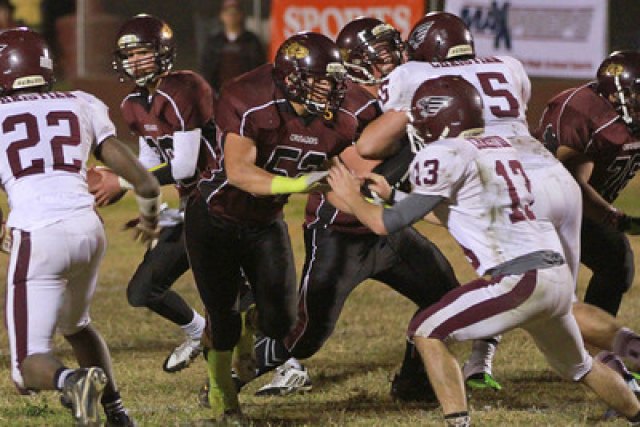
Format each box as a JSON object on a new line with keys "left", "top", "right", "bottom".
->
{"left": 163, "top": 337, "right": 202, "bottom": 373}
{"left": 62, "top": 367, "right": 108, "bottom": 426}
{"left": 255, "top": 359, "right": 312, "bottom": 396}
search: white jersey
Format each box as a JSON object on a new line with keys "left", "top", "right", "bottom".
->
{"left": 410, "top": 135, "right": 563, "bottom": 275}
{"left": 382, "top": 56, "right": 531, "bottom": 138}
{"left": 0, "top": 90, "right": 115, "bottom": 230}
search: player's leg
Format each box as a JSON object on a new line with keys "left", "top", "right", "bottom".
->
{"left": 372, "top": 227, "right": 461, "bottom": 399}
{"left": 7, "top": 219, "right": 109, "bottom": 425}
{"left": 8, "top": 228, "right": 68, "bottom": 392}
{"left": 58, "top": 213, "right": 135, "bottom": 426}
{"left": 254, "top": 227, "right": 372, "bottom": 395}
{"left": 409, "top": 268, "right": 564, "bottom": 424}
{"left": 581, "top": 217, "right": 634, "bottom": 315}
{"left": 240, "top": 217, "right": 297, "bottom": 342}
{"left": 127, "top": 222, "right": 204, "bottom": 373}
{"left": 184, "top": 197, "right": 244, "bottom": 418}
{"left": 526, "top": 308, "right": 640, "bottom": 421}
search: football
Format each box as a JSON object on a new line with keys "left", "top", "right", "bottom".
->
{"left": 87, "top": 166, "right": 128, "bottom": 206}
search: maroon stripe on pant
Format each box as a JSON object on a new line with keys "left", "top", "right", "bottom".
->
{"left": 13, "top": 230, "right": 31, "bottom": 372}
{"left": 284, "top": 284, "right": 309, "bottom": 350}
{"left": 408, "top": 270, "right": 537, "bottom": 340}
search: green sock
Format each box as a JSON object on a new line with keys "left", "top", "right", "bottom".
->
{"left": 206, "top": 349, "right": 239, "bottom": 416}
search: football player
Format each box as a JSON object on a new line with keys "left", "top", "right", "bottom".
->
{"left": 0, "top": 28, "right": 160, "bottom": 426}
{"left": 355, "top": 11, "right": 640, "bottom": 391}
{"left": 185, "top": 32, "right": 378, "bottom": 420}
{"left": 252, "top": 17, "right": 458, "bottom": 401}
{"left": 328, "top": 75, "right": 640, "bottom": 427}
{"left": 93, "top": 14, "right": 210, "bottom": 373}
{"left": 535, "top": 50, "right": 640, "bottom": 316}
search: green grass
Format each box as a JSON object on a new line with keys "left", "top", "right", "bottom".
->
{"left": 1, "top": 182, "right": 640, "bottom": 426}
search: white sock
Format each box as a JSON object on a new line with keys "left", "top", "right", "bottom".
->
{"left": 463, "top": 336, "right": 501, "bottom": 378}
{"left": 181, "top": 310, "right": 205, "bottom": 340}
{"left": 286, "top": 357, "right": 303, "bottom": 370}
{"left": 56, "top": 368, "right": 74, "bottom": 390}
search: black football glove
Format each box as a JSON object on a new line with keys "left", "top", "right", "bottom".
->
{"left": 618, "top": 214, "right": 640, "bottom": 235}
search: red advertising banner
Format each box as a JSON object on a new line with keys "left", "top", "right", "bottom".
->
{"left": 269, "top": 0, "right": 425, "bottom": 60}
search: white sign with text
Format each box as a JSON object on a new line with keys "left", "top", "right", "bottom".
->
{"left": 445, "top": 0, "right": 607, "bottom": 78}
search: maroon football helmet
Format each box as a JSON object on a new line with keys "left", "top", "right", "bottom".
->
{"left": 407, "top": 75, "right": 484, "bottom": 152}
{"left": 113, "top": 14, "right": 176, "bottom": 86}
{"left": 407, "top": 12, "right": 474, "bottom": 62}
{"left": 0, "top": 28, "right": 54, "bottom": 96}
{"left": 336, "top": 17, "right": 404, "bottom": 85}
{"left": 273, "top": 32, "right": 347, "bottom": 117}
{"left": 596, "top": 50, "right": 640, "bottom": 129}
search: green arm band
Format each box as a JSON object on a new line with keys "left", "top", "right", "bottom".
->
{"left": 270, "top": 175, "right": 308, "bottom": 194}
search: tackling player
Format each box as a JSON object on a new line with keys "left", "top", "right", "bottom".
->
{"left": 251, "top": 17, "right": 458, "bottom": 400}
{"left": 185, "top": 32, "right": 374, "bottom": 420}
{"left": 0, "top": 28, "right": 160, "bottom": 426}
{"left": 328, "top": 75, "right": 640, "bottom": 427}
{"left": 354, "top": 11, "right": 640, "bottom": 391}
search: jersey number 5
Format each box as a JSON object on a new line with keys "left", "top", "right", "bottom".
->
{"left": 3, "top": 112, "right": 82, "bottom": 179}
{"left": 476, "top": 72, "right": 519, "bottom": 118}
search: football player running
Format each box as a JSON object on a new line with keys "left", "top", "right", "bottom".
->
{"left": 252, "top": 17, "right": 459, "bottom": 401}
{"left": 328, "top": 75, "right": 640, "bottom": 427}
{"left": 0, "top": 28, "right": 160, "bottom": 426}
{"left": 92, "top": 14, "right": 210, "bottom": 374}
{"left": 185, "top": 32, "right": 377, "bottom": 420}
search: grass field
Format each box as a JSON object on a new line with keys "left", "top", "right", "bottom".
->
{"left": 1, "top": 181, "right": 640, "bottom": 426}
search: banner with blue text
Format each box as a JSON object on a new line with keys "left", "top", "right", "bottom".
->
{"left": 445, "top": 0, "right": 607, "bottom": 78}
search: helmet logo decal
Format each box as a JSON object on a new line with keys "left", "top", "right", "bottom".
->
{"left": 371, "top": 24, "right": 394, "bottom": 37}
{"left": 282, "top": 41, "right": 309, "bottom": 60}
{"left": 447, "top": 45, "right": 473, "bottom": 59}
{"left": 13, "top": 75, "right": 46, "bottom": 89}
{"left": 118, "top": 34, "right": 140, "bottom": 48}
{"left": 416, "top": 95, "right": 452, "bottom": 118}
{"left": 0, "top": 44, "right": 6, "bottom": 53}
{"left": 408, "top": 22, "right": 434, "bottom": 50}
{"left": 604, "top": 63, "right": 624, "bottom": 77}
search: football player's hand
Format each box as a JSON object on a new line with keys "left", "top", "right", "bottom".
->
{"left": 87, "top": 166, "right": 128, "bottom": 207}
{"left": 362, "top": 172, "right": 393, "bottom": 202}
{"left": 123, "top": 215, "right": 160, "bottom": 247}
{"left": 619, "top": 215, "right": 640, "bottom": 235}
{"left": 328, "top": 161, "right": 362, "bottom": 202}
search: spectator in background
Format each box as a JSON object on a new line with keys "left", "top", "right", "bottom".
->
{"left": 40, "top": 0, "right": 75, "bottom": 70}
{"left": 200, "top": 0, "right": 265, "bottom": 95}
{"left": 0, "top": 0, "right": 16, "bottom": 29}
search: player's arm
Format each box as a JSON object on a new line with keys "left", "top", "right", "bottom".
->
{"left": 556, "top": 145, "right": 612, "bottom": 221}
{"left": 146, "top": 128, "right": 202, "bottom": 185}
{"left": 355, "top": 110, "right": 408, "bottom": 160}
{"left": 225, "top": 132, "right": 327, "bottom": 195}
{"left": 95, "top": 136, "right": 161, "bottom": 244}
{"left": 328, "top": 161, "right": 442, "bottom": 235}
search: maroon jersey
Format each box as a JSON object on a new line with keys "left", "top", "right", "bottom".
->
{"left": 535, "top": 83, "right": 640, "bottom": 202}
{"left": 198, "top": 64, "right": 374, "bottom": 225}
{"left": 121, "top": 70, "right": 215, "bottom": 196}
{"left": 304, "top": 81, "right": 381, "bottom": 233}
